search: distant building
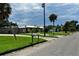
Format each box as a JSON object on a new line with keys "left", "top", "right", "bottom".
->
{"left": 0, "top": 25, "right": 44, "bottom": 34}
{"left": 18, "top": 25, "right": 44, "bottom": 33}
{"left": 0, "top": 25, "right": 18, "bottom": 34}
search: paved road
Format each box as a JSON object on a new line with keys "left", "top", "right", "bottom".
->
{"left": 28, "top": 32, "right": 79, "bottom": 56}
{"left": 4, "top": 32, "right": 79, "bottom": 56}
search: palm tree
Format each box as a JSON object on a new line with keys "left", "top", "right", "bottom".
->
{"left": 49, "top": 13, "right": 57, "bottom": 36}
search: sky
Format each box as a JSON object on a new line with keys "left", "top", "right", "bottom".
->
{"left": 9, "top": 3, "right": 79, "bottom": 27}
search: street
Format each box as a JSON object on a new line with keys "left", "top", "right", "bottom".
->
{"left": 28, "top": 32, "right": 79, "bottom": 56}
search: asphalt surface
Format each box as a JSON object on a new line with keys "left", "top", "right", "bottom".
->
{"left": 28, "top": 32, "right": 79, "bottom": 56}
{"left": 4, "top": 32, "right": 79, "bottom": 56}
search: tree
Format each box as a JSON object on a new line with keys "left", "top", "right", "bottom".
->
{"left": 63, "top": 21, "right": 70, "bottom": 33}
{"left": 56, "top": 25, "right": 61, "bottom": 32}
{"left": 69, "top": 20, "right": 78, "bottom": 31}
{"left": 45, "top": 25, "right": 53, "bottom": 32}
{"left": 49, "top": 13, "right": 57, "bottom": 36}
{"left": 76, "top": 24, "right": 79, "bottom": 31}
{"left": 63, "top": 20, "right": 78, "bottom": 33}
{"left": 0, "top": 3, "right": 11, "bottom": 26}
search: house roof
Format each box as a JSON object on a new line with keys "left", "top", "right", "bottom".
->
{"left": 26, "top": 26, "right": 37, "bottom": 28}
{"left": 26, "top": 25, "right": 44, "bottom": 29}
{"left": 19, "top": 25, "right": 44, "bottom": 29}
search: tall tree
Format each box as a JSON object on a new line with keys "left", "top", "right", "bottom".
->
{"left": 0, "top": 3, "right": 11, "bottom": 26}
{"left": 49, "top": 13, "right": 57, "bottom": 36}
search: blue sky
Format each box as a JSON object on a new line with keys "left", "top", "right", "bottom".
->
{"left": 9, "top": 3, "right": 79, "bottom": 27}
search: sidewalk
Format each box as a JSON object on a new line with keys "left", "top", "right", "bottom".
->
{"left": 0, "top": 34, "right": 31, "bottom": 37}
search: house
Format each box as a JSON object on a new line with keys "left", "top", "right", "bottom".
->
{"left": 18, "top": 25, "right": 44, "bottom": 33}
{"left": 0, "top": 25, "right": 18, "bottom": 34}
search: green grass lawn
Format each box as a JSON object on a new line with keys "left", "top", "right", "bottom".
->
{"left": 47, "top": 32, "right": 70, "bottom": 36}
{"left": 21, "top": 32, "right": 70, "bottom": 35}
{"left": 0, "top": 36, "right": 46, "bottom": 54}
{"left": 20, "top": 32, "right": 71, "bottom": 37}
{"left": 37, "top": 32, "right": 70, "bottom": 37}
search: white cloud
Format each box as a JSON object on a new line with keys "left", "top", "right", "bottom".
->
{"left": 66, "top": 7, "right": 79, "bottom": 14}
{"left": 46, "top": 3, "right": 70, "bottom": 7}
{"left": 58, "top": 15, "right": 79, "bottom": 20}
{"left": 9, "top": 3, "right": 43, "bottom": 26}
{"left": 54, "top": 3, "right": 69, "bottom": 7}
{"left": 10, "top": 3, "right": 42, "bottom": 12}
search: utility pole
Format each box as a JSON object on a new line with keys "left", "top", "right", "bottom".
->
{"left": 42, "top": 3, "right": 46, "bottom": 37}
